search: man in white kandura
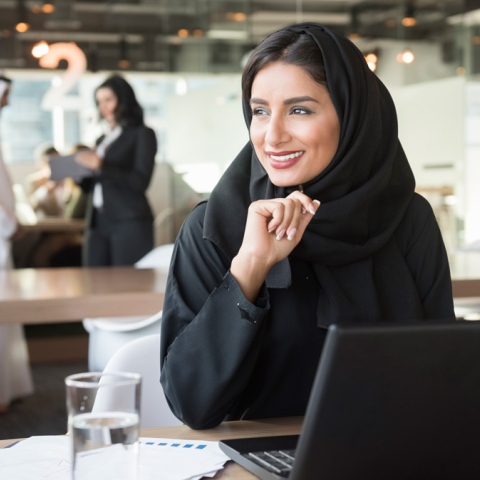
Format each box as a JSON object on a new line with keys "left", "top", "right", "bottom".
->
{"left": 0, "top": 71, "right": 34, "bottom": 413}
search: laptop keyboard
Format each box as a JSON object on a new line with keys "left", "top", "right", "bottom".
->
{"left": 246, "top": 449, "right": 296, "bottom": 477}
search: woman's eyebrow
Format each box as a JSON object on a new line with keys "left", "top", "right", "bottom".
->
{"left": 284, "top": 96, "right": 319, "bottom": 105}
{"left": 250, "top": 97, "right": 266, "bottom": 105}
{"left": 249, "top": 95, "right": 319, "bottom": 106}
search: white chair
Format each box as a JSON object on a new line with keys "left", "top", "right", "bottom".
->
{"left": 83, "top": 243, "right": 174, "bottom": 372}
{"left": 133, "top": 243, "right": 175, "bottom": 269}
{"left": 102, "top": 334, "right": 182, "bottom": 428}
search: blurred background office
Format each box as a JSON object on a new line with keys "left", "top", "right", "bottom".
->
{"left": 0, "top": 0, "right": 478, "bottom": 265}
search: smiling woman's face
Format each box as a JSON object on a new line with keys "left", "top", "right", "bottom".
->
{"left": 249, "top": 61, "right": 340, "bottom": 188}
{"left": 95, "top": 87, "right": 118, "bottom": 126}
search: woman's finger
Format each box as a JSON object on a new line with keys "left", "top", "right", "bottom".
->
{"left": 273, "top": 197, "right": 302, "bottom": 240}
{"left": 268, "top": 196, "right": 320, "bottom": 240}
{"left": 286, "top": 190, "right": 320, "bottom": 216}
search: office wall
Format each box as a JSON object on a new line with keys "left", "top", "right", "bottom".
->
{"left": 464, "top": 81, "right": 480, "bottom": 243}
{"left": 163, "top": 75, "right": 247, "bottom": 192}
{"left": 389, "top": 76, "right": 465, "bottom": 187}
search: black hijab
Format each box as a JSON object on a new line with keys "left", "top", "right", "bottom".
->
{"left": 204, "top": 23, "right": 416, "bottom": 327}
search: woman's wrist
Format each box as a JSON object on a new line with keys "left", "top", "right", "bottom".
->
{"left": 230, "top": 252, "right": 271, "bottom": 303}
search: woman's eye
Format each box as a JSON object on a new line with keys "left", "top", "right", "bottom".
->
{"left": 251, "top": 107, "right": 268, "bottom": 116}
{"left": 291, "top": 107, "right": 311, "bottom": 115}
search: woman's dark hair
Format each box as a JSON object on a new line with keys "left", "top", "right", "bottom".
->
{"left": 95, "top": 74, "right": 144, "bottom": 127}
{"left": 43, "top": 146, "right": 58, "bottom": 157}
{"left": 242, "top": 30, "right": 327, "bottom": 103}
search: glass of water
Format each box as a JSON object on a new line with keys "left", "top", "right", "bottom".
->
{"left": 65, "top": 371, "right": 141, "bottom": 480}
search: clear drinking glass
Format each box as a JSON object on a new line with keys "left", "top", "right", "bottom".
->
{"left": 65, "top": 371, "right": 141, "bottom": 480}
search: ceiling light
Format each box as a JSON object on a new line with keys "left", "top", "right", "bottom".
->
{"left": 15, "top": 22, "right": 30, "bottom": 33}
{"left": 31, "top": 1, "right": 55, "bottom": 14}
{"left": 348, "top": 7, "right": 361, "bottom": 40}
{"left": 118, "top": 59, "right": 130, "bottom": 69}
{"left": 402, "top": 17, "right": 416, "bottom": 27}
{"left": 396, "top": 48, "right": 415, "bottom": 64}
{"left": 364, "top": 50, "right": 379, "bottom": 72}
{"left": 226, "top": 12, "right": 246, "bottom": 22}
{"left": 384, "top": 18, "right": 396, "bottom": 29}
{"left": 15, "top": 0, "right": 31, "bottom": 33}
{"left": 32, "top": 40, "right": 49, "bottom": 58}
{"left": 42, "top": 2, "right": 55, "bottom": 14}
{"left": 402, "top": 3, "right": 417, "bottom": 27}
{"left": 118, "top": 37, "right": 130, "bottom": 69}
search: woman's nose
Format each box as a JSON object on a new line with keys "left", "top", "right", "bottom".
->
{"left": 265, "top": 114, "right": 290, "bottom": 146}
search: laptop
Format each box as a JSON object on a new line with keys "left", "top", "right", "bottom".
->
{"left": 219, "top": 320, "right": 480, "bottom": 480}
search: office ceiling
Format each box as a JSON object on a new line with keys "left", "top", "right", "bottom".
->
{"left": 0, "top": 0, "right": 474, "bottom": 72}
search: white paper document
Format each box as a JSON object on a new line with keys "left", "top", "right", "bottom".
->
{"left": 0, "top": 435, "right": 229, "bottom": 480}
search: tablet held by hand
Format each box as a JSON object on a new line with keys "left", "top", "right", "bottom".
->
{"left": 49, "top": 154, "right": 94, "bottom": 181}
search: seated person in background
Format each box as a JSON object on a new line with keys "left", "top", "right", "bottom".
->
{"left": 159, "top": 23, "right": 456, "bottom": 430}
{"left": 22, "top": 144, "right": 87, "bottom": 267}
{"left": 25, "top": 145, "right": 65, "bottom": 217}
{"left": 24, "top": 145, "right": 58, "bottom": 193}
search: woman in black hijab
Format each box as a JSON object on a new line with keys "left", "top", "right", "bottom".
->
{"left": 160, "top": 23, "right": 455, "bottom": 430}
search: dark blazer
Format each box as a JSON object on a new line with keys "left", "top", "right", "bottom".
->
{"left": 82, "top": 125, "right": 157, "bottom": 225}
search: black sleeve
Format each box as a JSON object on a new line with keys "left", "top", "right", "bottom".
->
{"left": 396, "top": 193, "right": 455, "bottom": 320}
{"left": 160, "top": 202, "right": 270, "bottom": 429}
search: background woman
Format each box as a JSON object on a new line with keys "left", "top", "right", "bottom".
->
{"left": 75, "top": 74, "right": 157, "bottom": 266}
{"left": 160, "top": 23, "right": 455, "bottom": 429}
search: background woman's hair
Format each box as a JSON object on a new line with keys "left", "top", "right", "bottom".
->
{"left": 241, "top": 30, "right": 327, "bottom": 102}
{"left": 95, "top": 73, "right": 144, "bottom": 127}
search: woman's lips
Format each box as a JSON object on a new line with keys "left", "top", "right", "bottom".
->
{"left": 267, "top": 150, "right": 304, "bottom": 169}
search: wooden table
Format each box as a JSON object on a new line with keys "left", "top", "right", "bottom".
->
{"left": 0, "top": 267, "right": 167, "bottom": 324}
{"left": 0, "top": 268, "right": 476, "bottom": 325}
{"left": 1, "top": 249, "right": 477, "bottom": 324}
{"left": 142, "top": 417, "right": 303, "bottom": 479}
{"left": 21, "top": 217, "right": 86, "bottom": 233}
{"left": 450, "top": 252, "right": 480, "bottom": 318}
{"left": 452, "top": 279, "right": 480, "bottom": 298}
{"left": 0, "top": 417, "right": 303, "bottom": 479}
{"left": 451, "top": 251, "right": 480, "bottom": 298}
